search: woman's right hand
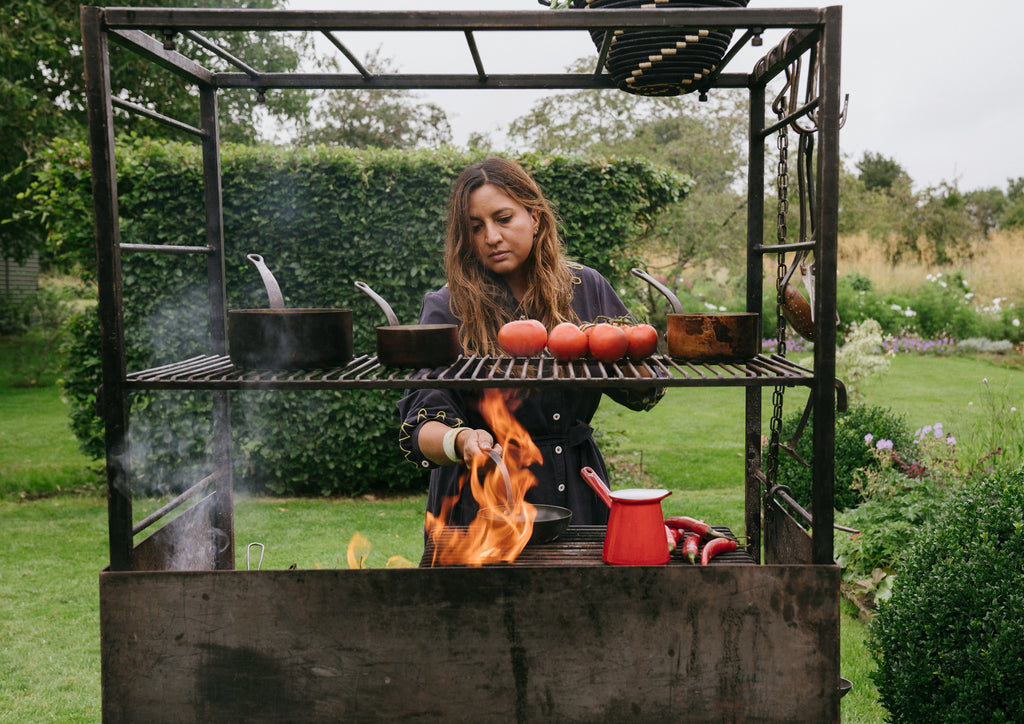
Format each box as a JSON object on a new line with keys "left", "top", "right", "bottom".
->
{"left": 454, "top": 428, "right": 501, "bottom": 466}
{"left": 420, "top": 421, "right": 501, "bottom": 467}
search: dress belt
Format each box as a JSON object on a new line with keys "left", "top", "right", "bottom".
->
{"left": 531, "top": 421, "right": 594, "bottom": 448}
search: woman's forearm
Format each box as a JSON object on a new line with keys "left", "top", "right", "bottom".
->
{"left": 418, "top": 420, "right": 499, "bottom": 467}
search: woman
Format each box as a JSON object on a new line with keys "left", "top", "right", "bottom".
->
{"left": 398, "top": 157, "right": 662, "bottom": 528}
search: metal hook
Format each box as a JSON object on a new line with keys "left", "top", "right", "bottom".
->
{"left": 246, "top": 542, "right": 264, "bottom": 570}
{"left": 771, "top": 62, "right": 797, "bottom": 119}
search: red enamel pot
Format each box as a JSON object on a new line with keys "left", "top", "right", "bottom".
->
{"left": 581, "top": 467, "right": 672, "bottom": 565}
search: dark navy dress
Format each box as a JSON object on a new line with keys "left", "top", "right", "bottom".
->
{"left": 398, "top": 264, "right": 663, "bottom": 527}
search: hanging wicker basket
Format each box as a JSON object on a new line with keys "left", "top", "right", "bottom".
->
{"left": 576, "top": 0, "right": 750, "bottom": 97}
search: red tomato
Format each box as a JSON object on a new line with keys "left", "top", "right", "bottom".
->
{"left": 587, "top": 323, "right": 628, "bottom": 363}
{"left": 624, "top": 323, "right": 659, "bottom": 360}
{"left": 497, "top": 319, "right": 547, "bottom": 357}
{"left": 546, "top": 322, "right": 589, "bottom": 361}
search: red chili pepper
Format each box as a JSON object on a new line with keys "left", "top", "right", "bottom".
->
{"left": 664, "top": 516, "right": 734, "bottom": 540}
{"left": 700, "top": 536, "right": 738, "bottom": 565}
{"left": 682, "top": 533, "right": 699, "bottom": 564}
{"left": 665, "top": 525, "right": 677, "bottom": 553}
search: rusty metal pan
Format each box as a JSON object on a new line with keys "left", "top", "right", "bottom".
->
{"left": 631, "top": 267, "right": 759, "bottom": 362}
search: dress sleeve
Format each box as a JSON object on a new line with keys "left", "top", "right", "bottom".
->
{"left": 569, "top": 264, "right": 666, "bottom": 412}
{"left": 396, "top": 288, "right": 467, "bottom": 469}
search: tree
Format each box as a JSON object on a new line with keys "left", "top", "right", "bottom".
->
{"left": 855, "top": 151, "right": 910, "bottom": 194}
{"left": 292, "top": 49, "right": 452, "bottom": 149}
{"left": 1, "top": 0, "right": 315, "bottom": 269}
{"left": 964, "top": 186, "right": 1005, "bottom": 237}
{"left": 998, "top": 177, "right": 1024, "bottom": 230}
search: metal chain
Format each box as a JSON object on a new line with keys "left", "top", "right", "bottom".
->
{"left": 765, "top": 120, "right": 790, "bottom": 489}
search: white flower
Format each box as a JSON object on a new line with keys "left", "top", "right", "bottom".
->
{"left": 890, "top": 303, "right": 903, "bottom": 311}
{"left": 965, "top": 292, "right": 975, "bottom": 300}
{"left": 904, "top": 309, "right": 917, "bottom": 317}
{"left": 1013, "top": 319, "right": 1020, "bottom": 327}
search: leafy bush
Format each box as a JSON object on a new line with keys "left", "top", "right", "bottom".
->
{"left": 834, "top": 473, "right": 947, "bottom": 607}
{"left": 776, "top": 403, "right": 912, "bottom": 512}
{"left": 955, "top": 337, "right": 1013, "bottom": 354}
{"left": 869, "top": 468, "right": 1024, "bottom": 722}
{"left": 835, "top": 319, "right": 891, "bottom": 398}
{"left": 41, "top": 141, "right": 682, "bottom": 496}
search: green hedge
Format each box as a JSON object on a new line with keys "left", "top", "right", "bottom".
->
{"left": 42, "top": 141, "right": 683, "bottom": 496}
{"left": 869, "top": 468, "right": 1024, "bottom": 722}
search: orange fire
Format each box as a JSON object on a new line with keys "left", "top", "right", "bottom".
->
{"left": 425, "top": 388, "right": 542, "bottom": 567}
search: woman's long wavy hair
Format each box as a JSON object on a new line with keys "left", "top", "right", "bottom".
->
{"left": 445, "top": 157, "right": 576, "bottom": 355}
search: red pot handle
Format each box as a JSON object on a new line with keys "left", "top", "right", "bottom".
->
{"left": 580, "top": 467, "right": 614, "bottom": 509}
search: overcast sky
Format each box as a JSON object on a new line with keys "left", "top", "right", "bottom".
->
{"left": 286, "top": 0, "right": 1022, "bottom": 192}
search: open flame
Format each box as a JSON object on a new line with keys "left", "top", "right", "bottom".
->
{"left": 425, "top": 388, "right": 542, "bottom": 567}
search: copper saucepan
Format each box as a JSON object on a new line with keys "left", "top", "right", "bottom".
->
{"left": 354, "top": 281, "right": 459, "bottom": 368}
{"left": 631, "top": 267, "right": 759, "bottom": 362}
{"left": 228, "top": 254, "right": 353, "bottom": 369}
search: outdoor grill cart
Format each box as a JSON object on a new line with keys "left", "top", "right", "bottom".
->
{"left": 83, "top": 5, "right": 845, "bottom": 722}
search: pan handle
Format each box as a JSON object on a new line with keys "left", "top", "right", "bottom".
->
{"left": 631, "top": 267, "right": 684, "bottom": 315}
{"left": 354, "top": 281, "right": 401, "bottom": 327}
{"left": 246, "top": 254, "right": 286, "bottom": 309}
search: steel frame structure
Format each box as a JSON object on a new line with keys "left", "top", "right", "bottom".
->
{"left": 81, "top": 5, "right": 843, "bottom": 572}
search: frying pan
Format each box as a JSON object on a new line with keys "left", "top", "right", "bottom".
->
{"left": 354, "top": 281, "right": 459, "bottom": 368}
{"left": 476, "top": 449, "right": 572, "bottom": 545}
{"left": 228, "top": 254, "right": 353, "bottom": 369}
{"left": 631, "top": 267, "right": 759, "bottom": 362}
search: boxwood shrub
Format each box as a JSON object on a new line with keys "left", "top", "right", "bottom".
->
{"left": 41, "top": 141, "right": 683, "bottom": 496}
{"left": 869, "top": 468, "right": 1024, "bottom": 722}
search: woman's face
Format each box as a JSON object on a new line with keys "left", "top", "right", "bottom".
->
{"left": 467, "top": 183, "right": 539, "bottom": 296}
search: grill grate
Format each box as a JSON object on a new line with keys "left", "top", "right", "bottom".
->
{"left": 420, "top": 525, "right": 754, "bottom": 567}
{"left": 126, "top": 353, "right": 812, "bottom": 391}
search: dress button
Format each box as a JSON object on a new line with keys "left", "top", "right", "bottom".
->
{"left": 557, "top": 483, "right": 566, "bottom": 492}
{"left": 554, "top": 445, "right": 563, "bottom": 454}
{"left": 421, "top": 461, "right": 430, "bottom": 468}
{"left": 552, "top": 412, "right": 561, "bottom": 421}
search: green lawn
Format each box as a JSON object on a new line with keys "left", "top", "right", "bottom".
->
{"left": 0, "top": 384, "right": 102, "bottom": 498}
{"left": 3, "top": 351, "right": 1021, "bottom": 723}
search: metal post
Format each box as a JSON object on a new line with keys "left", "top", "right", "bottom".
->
{"left": 81, "top": 6, "right": 133, "bottom": 571}
{"left": 199, "top": 84, "right": 236, "bottom": 569}
{"left": 745, "top": 82, "right": 767, "bottom": 565}
{"left": 811, "top": 6, "right": 843, "bottom": 566}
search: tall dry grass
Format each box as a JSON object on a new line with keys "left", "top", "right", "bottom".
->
{"left": 836, "top": 229, "right": 1024, "bottom": 304}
